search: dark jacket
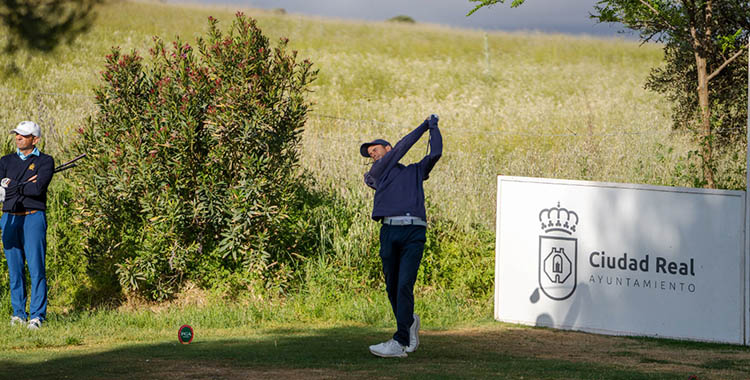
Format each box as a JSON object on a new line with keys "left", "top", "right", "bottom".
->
{"left": 0, "top": 152, "right": 55, "bottom": 212}
{"left": 364, "top": 118, "right": 442, "bottom": 221}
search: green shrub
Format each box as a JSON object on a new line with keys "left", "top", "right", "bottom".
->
{"left": 298, "top": 185, "right": 382, "bottom": 294}
{"left": 387, "top": 15, "right": 416, "bottom": 23}
{"left": 45, "top": 177, "right": 89, "bottom": 308}
{"left": 421, "top": 219, "right": 495, "bottom": 299}
{"left": 72, "top": 13, "right": 317, "bottom": 301}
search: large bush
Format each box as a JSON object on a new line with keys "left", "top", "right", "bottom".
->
{"left": 73, "top": 13, "right": 317, "bottom": 301}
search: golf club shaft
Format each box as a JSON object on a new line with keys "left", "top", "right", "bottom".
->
{"left": 53, "top": 153, "right": 87, "bottom": 173}
{"left": 53, "top": 163, "right": 77, "bottom": 174}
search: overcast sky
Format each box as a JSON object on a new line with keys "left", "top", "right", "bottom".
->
{"left": 174, "top": 0, "right": 630, "bottom": 37}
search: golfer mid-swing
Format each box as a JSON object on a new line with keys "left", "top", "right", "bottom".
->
{"left": 361, "top": 114, "right": 442, "bottom": 358}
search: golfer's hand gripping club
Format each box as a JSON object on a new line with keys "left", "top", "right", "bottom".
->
{"left": 427, "top": 114, "right": 439, "bottom": 130}
{"left": 425, "top": 113, "right": 439, "bottom": 155}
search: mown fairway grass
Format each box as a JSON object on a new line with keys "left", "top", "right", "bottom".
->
{"left": 1, "top": 305, "right": 750, "bottom": 379}
{"left": 2, "top": 1, "right": 748, "bottom": 379}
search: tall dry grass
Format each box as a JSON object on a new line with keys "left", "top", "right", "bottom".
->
{"left": 0, "top": 0, "right": 689, "bottom": 231}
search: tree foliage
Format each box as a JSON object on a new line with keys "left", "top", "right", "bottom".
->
{"left": 0, "top": 0, "right": 100, "bottom": 53}
{"left": 72, "top": 13, "right": 318, "bottom": 300}
{"left": 466, "top": 0, "right": 526, "bottom": 16}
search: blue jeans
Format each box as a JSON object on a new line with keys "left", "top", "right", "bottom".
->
{"left": 2, "top": 211, "right": 48, "bottom": 321}
{"left": 379, "top": 224, "right": 425, "bottom": 346}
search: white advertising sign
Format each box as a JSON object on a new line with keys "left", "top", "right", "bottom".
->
{"left": 495, "top": 176, "right": 747, "bottom": 344}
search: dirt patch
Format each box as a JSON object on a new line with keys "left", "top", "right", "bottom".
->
{"left": 142, "top": 359, "right": 374, "bottom": 380}
{"left": 429, "top": 326, "right": 750, "bottom": 379}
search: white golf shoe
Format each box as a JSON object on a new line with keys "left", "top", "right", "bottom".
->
{"left": 27, "top": 318, "right": 42, "bottom": 330}
{"left": 369, "top": 339, "right": 407, "bottom": 358}
{"left": 406, "top": 314, "right": 420, "bottom": 353}
{"left": 10, "top": 316, "right": 25, "bottom": 327}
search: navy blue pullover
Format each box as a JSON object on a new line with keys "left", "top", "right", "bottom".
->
{"left": 364, "top": 118, "right": 442, "bottom": 221}
{"left": 0, "top": 152, "right": 54, "bottom": 212}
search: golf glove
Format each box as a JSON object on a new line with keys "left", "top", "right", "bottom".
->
{"left": 428, "top": 114, "right": 439, "bottom": 129}
{"left": 0, "top": 186, "right": 5, "bottom": 202}
{"left": 1, "top": 178, "right": 10, "bottom": 188}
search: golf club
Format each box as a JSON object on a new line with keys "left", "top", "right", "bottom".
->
{"left": 53, "top": 153, "right": 87, "bottom": 174}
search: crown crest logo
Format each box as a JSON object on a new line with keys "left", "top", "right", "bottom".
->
{"left": 539, "top": 202, "right": 578, "bottom": 234}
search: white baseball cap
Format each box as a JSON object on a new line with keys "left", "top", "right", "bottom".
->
{"left": 11, "top": 121, "right": 41, "bottom": 137}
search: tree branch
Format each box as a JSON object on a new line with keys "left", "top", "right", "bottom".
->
{"left": 705, "top": 0, "right": 713, "bottom": 47}
{"left": 638, "top": 0, "right": 679, "bottom": 32}
{"left": 707, "top": 43, "right": 749, "bottom": 82}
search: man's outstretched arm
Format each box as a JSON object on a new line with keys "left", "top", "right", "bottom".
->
{"left": 418, "top": 116, "right": 442, "bottom": 179}
{"left": 367, "top": 119, "right": 429, "bottom": 182}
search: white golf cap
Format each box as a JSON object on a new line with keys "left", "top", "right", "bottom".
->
{"left": 11, "top": 121, "right": 41, "bottom": 137}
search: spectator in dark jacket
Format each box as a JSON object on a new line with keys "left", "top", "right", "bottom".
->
{"left": 1, "top": 121, "right": 54, "bottom": 330}
{"left": 361, "top": 114, "right": 442, "bottom": 358}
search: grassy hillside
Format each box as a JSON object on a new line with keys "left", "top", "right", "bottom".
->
{"left": 3, "top": 6, "right": 750, "bottom": 378}
{"left": 0, "top": 0, "right": 682, "bottom": 230}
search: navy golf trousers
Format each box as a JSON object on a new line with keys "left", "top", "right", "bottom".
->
{"left": 379, "top": 224, "right": 425, "bottom": 346}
